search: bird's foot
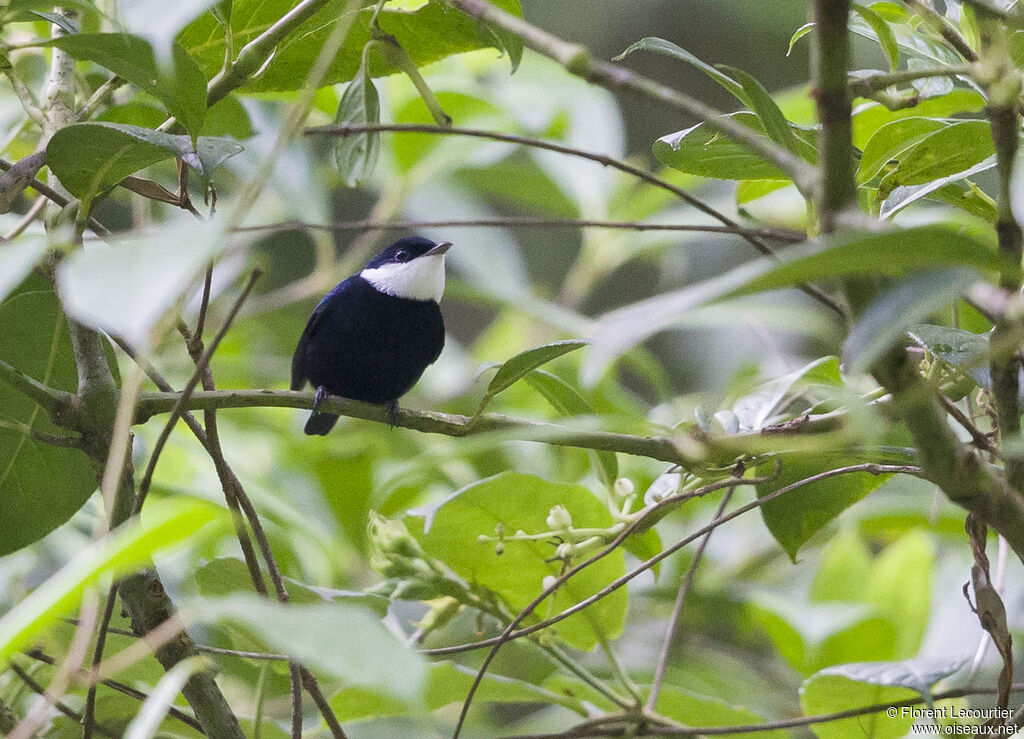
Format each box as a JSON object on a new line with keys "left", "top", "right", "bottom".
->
{"left": 313, "top": 386, "right": 329, "bottom": 410}
{"left": 385, "top": 400, "right": 399, "bottom": 428}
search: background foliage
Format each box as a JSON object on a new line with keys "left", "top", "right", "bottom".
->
{"left": 1, "top": 0, "right": 1023, "bottom": 737}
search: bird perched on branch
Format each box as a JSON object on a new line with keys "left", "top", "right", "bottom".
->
{"left": 291, "top": 236, "right": 451, "bottom": 435}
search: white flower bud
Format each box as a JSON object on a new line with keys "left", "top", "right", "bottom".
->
{"left": 613, "top": 478, "right": 635, "bottom": 497}
{"left": 546, "top": 504, "right": 573, "bottom": 530}
{"left": 555, "top": 542, "right": 574, "bottom": 560}
{"left": 541, "top": 575, "right": 558, "bottom": 591}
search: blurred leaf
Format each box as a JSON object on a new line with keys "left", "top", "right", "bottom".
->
{"left": 584, "top": 225, "right": 1004, "bottom": 385}
{"left": 425, "top": 661, "right": 586, "bottom": 713}
{"left": 615, "top": 37, "right": 748, "bottom": 106}
{"left": 843, "top": 268, "right": 977, "bottom": 375}
{"left": 328, "top": 685, "right": 408, "bottom": 723}
{"left": 524, "top": 369, "right": 618, "bottom": 485}
{"left": 757, "top": 454, "right": 892, "bottom": 561}
{"left": 478, "top": 339, "right": 587, "bottom": 412}
{"left": 0, "top": 289, "right": 96, "bottom": 555}
{"left": 201, "top": 95, "right": 254, "bottom": 138}
{"left": 0, "top": 236, "right": 48, "bottom": 304}
{"left": 906, "top": 324, "right": 990, "bottom": 388}
{"left": 0, "top": 498, "right": 225, "bottom": 665}
{"left": 46, "top": 122, "right": 242, "bottom": 200}
{"left": 878, "top": 120, "right": 994, "bottom": 194}
{"left": 857, "top": 117, "right": 947, "bottom": 184}
{"left": 879, "top": 155, "right": 996, "bottom": 220}
{"left": 55, "top": 218, "right": 224, "bottom": 347}
{"left": 40, "top": 34, "right": 207, "bottom": 138}
{"left": 812, "top": 529, "right": 872, "bottom": 602}
{"left": 736, "top": 178, "right": 789, "bottom": 204}
{"left": 124, "top": 657, "right": 206, "bottom": 739}
{"left": 732, "top": 356, "right": 842, "bottom": 431}
{"left": 865, "top": 532, "right": 935, "bottom": 657}
{"left": 852, "top": 3, "right": 899, "bottom": 70}
{"left": 852, "top": 90, "right": 985, "bottom": 149}
{"left": 333, "top": 43, "right": 380, "bottom": 187}
{"left": 179, "top": 0, "right": 524, "bottom": 93}
{"left": 196, "top": 595, "right": 425, "bottom": 700}
{"left": 406, "top": 472, "right": 628, "bottom": 650}
{"left": 623, "top": 526, "right": 662, "bottom": 579}
{"left": 721, "top": 66, "right": 799, "bottom": 154}
{"left": 654, "top": 686, "right": 784, "bottom": 739}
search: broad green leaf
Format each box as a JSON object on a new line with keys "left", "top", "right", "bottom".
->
{"left": 906, "top": 324, "right": 990, "bottom": 388}
{"left": 736, "top": 179, "right": 789, "bottom": 204}
{"left": 524, "top": 369, "right": 618, "bottom": 485}
{"left": 757, "top": 454, "right": 892, "bottom": 561}
{"left": 843, "top": 268, "right": 977, "bottom": 375}
{"left": 925, "top": 180, "right": 997, "bottom": 223}
{"left": 38, "top": 34, "right": 207, "bottom": 139}
{"left": 615, "top": 37, "right": 748, "bottom": 106}
{"left": 478, "top": 339, "right": 587, "bottom": 412}
{"left": 0, "top": 236, "right": 48, "bottom": 304}
{"left": 857, "top": 117, "right": 948, "bottom": 184}
{"left": 406, "top": 472, "right": 628, "bottom": 650}
{"left": 654, "top": 113, "right": 799, "bottom": 181}
{"left": 721, "top": 65, "right": 799, "bottom": 154}
{"left": 654, "top": 686, "right": 784, "bottom": 739}
{"left": 852, "top": 90, "right": 985, "bottom": 149}
{"left": 195, "top": 595, "right": 426, "bottom": 701}
{"left": 46, "top": 122, "right": 242, "bottom": 200}
{"left": 879, "top": 155, "right": 995, "bottom": 220}
{"left": 124, "top": 657, "right": 207, "bottom": 739}
{"left": 878, "top": 120, "right": 995, "bottom": 195}
{"left": 328, "top": 685, "right": 408, "bottom": 723}
{"left": 178, "top": 0, "right": 524, "bottom": 93}
{"left": 812, "top": 529, "right": 872, "bottom": 602}
{"left": 0, "top": 498, "right": 225, "bottom": 665}
{"left": 333, "top": 44, "right": 380, "bottom": 187}
{"left": 865, "top": 532, "right": 935, "bottom": 658}
{"left": 584, "top": 225, "right": 1005, "bottom": 385}
{"left": 0, "top": 289, "right": 96, "bottom": 555}
{"left": 55, "top": 217, "right": 224, "bottom": 347}
{"left": 853, "top": 3, "right": 899, "bottom": 70}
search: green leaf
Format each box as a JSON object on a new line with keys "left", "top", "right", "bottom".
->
{"left": 721, "top": 66, "right": 799, "bottom": 154}
{"left": 196, "top": 595, "right": 426, "bottom": 701}
{"left": 46, "top": 122, "right": 242, "bottom": 200}
{"left": 865, "top": 532, "right": 935, "bottom": 658}
{"left": 333, "top": 44, "right": 380, "bottom": 187}
{"left": 55, "top": 217, "right": 225, "bottom": 347}
{"left": 853, "top": 3, "right": 899, "bottom": 71}
{"left": 39, "top": 34, "right": 207, "bottom": 139}
{"left": 406, "top": 472, "right": 627, "bottom": 650}
{"left": 615, "top": 37, "right": 748, "bottom": 106}
{"left": 178, "top": 0, "right": 524, "bottom": 93}
{"left": 852, "top": 89, "right": 985, "bottom": 149}
{"left": 478, "top": 339, "right": 587, "bottom": 412}
{"left": 584, "top": 225, "right": 1005, "bottom": 385}
{"left": 857, "top": 117, "right": 948, "bottom": 184}
{"left": 0, "top": 236, "right": 48, "bottom": 304}
{"left": 906, "top": 324, "right": 990, "bottom": 388}
{"left": 523, "top": 369, "right": 618, "bottom": 485}
{"left": 843, "top": 268, "right": 977, "bottom": 375}
{"left": 878, "top": 120, "right": 995, "bottom": 194}
{"left": 654, "top": 686, "right": 784, "bottom": 739}
{"left": 732, "top": 356, "right": 842, "bottom": 431}
{"left": 757, "top": 454, "right": 892, "bottom": 561}
{"left": 0, "top": 498, "right": 226, "bottom": 665}
{"left": 654, "top": 113, "right": 792, "bottom": 181}
{"left": 787, "top": 23, "right": 815, "bottom": 56}
{"left": 0, "top": 289, "right": 97, "bottom": 556}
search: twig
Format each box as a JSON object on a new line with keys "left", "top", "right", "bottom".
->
{"left": 940, "top": 394, "right": 996, "bottom": 453}
{"left": 0, "top": 159, "right": 112, "bottom": 238}
{"left": 3, "top": 195, "right": 47, "bottom": 239}
{"left": 305, "top": 122, "right": 844, "bottom": 317}
{"left": 290, "top": 663, "right": 303, "bottom": 739}
{"left": 448, "top": 463, "right": 915, "bottom": 736}
{"left": 0, "top": 359, "right": 72, "bottom": 414}
{"left": 231, "top": 217, "right": 806, "bottom": 243}
{"left": 443, "top": 0, "right": 816, "bottom": 193}
{"left": 133, "top": 269, "right": 262, "bottom": 513}
{"left": 849, "top": 64, "right": 972, "bottom": 95}
{"left": 905, "top": 0, "right": 980, "bottom": 62}
{"left": 7, "top": 664, "right": 118, "bottom": 739}
{"left": 1, "top": 65, "right": 46, "bottom": 127}
{"left": 645, "top": 485, "right": 735, "bottom": 711}
{"left": 22, "top": 650, "right": 205, "bottom": 734}
{"left": 78, "top": 75, "right": 124, "bottom": 120}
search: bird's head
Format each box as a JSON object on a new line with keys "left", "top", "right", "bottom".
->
{"left": 360, "top": 236, "right": 452, "bottom": 302}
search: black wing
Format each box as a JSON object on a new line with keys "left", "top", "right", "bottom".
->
{"left": 290, "top": 300, "right": 327, "bottom": 391}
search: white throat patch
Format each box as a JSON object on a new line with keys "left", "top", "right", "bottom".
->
{"left": 361, "top": 254, "right": 446, "bottom": 302}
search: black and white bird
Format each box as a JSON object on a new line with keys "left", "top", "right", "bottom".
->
{"left": 291, "top": 236, "right": 450, "bottom": 435}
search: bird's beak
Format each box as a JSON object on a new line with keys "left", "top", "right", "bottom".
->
{"left": 425, "top": 241, "right": 452, "bottom": 256}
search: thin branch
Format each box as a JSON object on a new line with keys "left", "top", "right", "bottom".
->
{"left": 645, "top": 486, "right": 735, "bottom": 711}
{"left": 7, "top": 664, "right": 118, "bottom": 739}
{"left": 940, "top": 394, "right": 996, "bottom": 453}
{"left": 849, "top": 64, "right": 972, "bottom": 95}
{"left": 905, "top": 0, "right": 981, "bottom": 61}
{"left": 305, "top": 122, "right": 845, "bottom": 316}
{"left": 442, "top": 0, "right": 816, "bottom": 193}
{"left": 962, "top": 0, "right": 1024, "bottom": 29}
{"left": 1, "top": 64, "right": 46, "bottom": 127}
{"left": 448, "top": 464, "right": 914, "bottom": 736}
{"left": 232, "top": 217, "right": 806, "bottom": 243}
{"left": 0, "top": 358, "right": 73, "bottom": 414}
{"left": 133, "top": 269, "right": 261, "bottom": 513}
{"left": 78, "top": 75, "right": 124, "bottom": 120}
{"left": 3, "top": 195, "right": 47, "bottom": 239}
{"left": 0, "top": 158, "right": 112, "bottom": 239}
{"left": 289, "top": 663, "right": 303, "bottom": 739}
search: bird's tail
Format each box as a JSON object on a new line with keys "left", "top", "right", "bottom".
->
{"left": 304, "top": 410, "right": 339, "bottom": 436}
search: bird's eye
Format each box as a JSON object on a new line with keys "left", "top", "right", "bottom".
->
{"left": 395, "top": 250, "right": 410, "bottom": 263}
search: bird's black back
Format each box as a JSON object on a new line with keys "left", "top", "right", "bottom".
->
{"left": 291, "top": 275, "right": 445, "bottom": 405}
